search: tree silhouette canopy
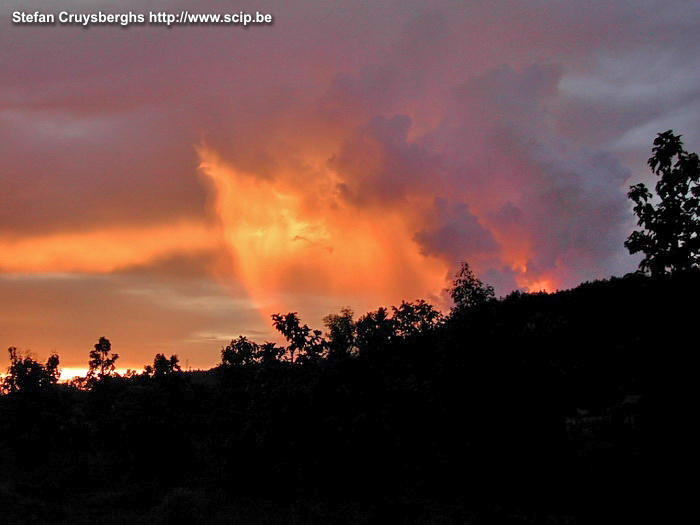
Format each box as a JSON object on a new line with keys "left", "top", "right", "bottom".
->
{"left": 87, "top": 336, "right": 119, "bottom": 381}
{"left": 221, "top": 336, "right": 259, "bottom": 367}
{"left": 1, "top": 347, "right": 59, "bottom": 394}
{"left": 147, "top": 353, "right": 181, "bottom": 377}
{"left": 625, "top": 130, "right": 700, "bottom": 275}
{"left": 448, "top": 261, "right": 495, "bottom": 312}
{"left": 323, "top": 307, "right": 356, "bottom": 358}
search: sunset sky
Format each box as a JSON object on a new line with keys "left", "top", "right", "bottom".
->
{"left": 2, "top": 0, "right": 699, "bottom": 374}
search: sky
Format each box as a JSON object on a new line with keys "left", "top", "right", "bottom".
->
{"left": 1, "top": 0, "right": 699, "bottom": 375}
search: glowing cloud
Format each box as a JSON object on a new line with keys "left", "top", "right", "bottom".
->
{"left": 198, "top": 148, "right": 450, "bottom": 317}
{"left": 3, "top": 0, "right": 696, "bottom": 369}
{"left": 0, "top": 222, "right": 217, "bottom": 273}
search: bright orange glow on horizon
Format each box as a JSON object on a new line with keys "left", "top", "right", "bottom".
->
{"left": 57, "top": 367, "right": 132, "bottom": 382}
{"left": 522, "top": 280, "right": 553, "bottom": 294}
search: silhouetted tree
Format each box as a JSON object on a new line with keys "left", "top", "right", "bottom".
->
{"left": 258, "top": 342, "right": 284, "bottom": 365}
{"left": 625, "top": 130, "right": 700, "bottom": 275}
{"left": 2, "top": 347, "right": 60, "bottom": 394}
{"left": 150, "top": 354, "right": 181, "bottom": 377}
{"left": 221, "top": 336, "right": 258, "bottom": 367}
{"left": 323, "top": 307, "right": 356, "bottom": 358}
{"left": 449, "top": 261, "right": 495, "bottom": 312}
{"left": 391, "top": 300, "right": 444, "bottom": 337}
{"left": 355, "top": 307, "right": 395, "bottom": 357}
{"left": 87, "top": 336, "right": 119, "bottom": 381}
{"left": 271, "top": 312, "right": 326, "bottom": 363}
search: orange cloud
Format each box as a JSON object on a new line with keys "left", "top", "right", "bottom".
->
{"left": 0, "top": 221, "right": 218, "bottom": 274}
{"left": 198, "top": 147, "right": 451, "bottom": 318}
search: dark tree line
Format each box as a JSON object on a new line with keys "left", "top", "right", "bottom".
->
{"left": 1, "top": 268, "right": 673, "bottom": 524}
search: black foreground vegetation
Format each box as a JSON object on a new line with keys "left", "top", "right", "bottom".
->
{"left": 0, "top": 273, "right": 682, "bottom": 524}
{"left": 1, "top": 131, "right": 697, "bottom": 523}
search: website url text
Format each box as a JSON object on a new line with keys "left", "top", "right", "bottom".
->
{"left": 12, "top": 11, "right": 274, "bottom": 28}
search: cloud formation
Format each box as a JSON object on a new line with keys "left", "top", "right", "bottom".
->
{"left": 2, "top": 0, "right": 700, "bottom": 369}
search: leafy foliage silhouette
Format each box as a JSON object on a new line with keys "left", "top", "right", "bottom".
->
{"left": 323, "top": 306, "right": 356, "bottom": 358}
{"left": 625, "top": 130, "right": 700, "bottom": 275}
{"left": 87, "top": 336, "right": 119, "bottom": 382}
{"left": 448, "top": 261, "right": 495, "bottom": 312}
{"left": 145, "top": 353, "right": 182, "bottom": 377}
{"left": 271, "top": 312, "right": 326, "bottom": 363}
{"left": 2, "top": 347, "right": 59, "bottom": 394}
{"left": 221, "top": 335, "right": 258, "bottom": 367}
{"left": 391, "top": 299, "right": 444, "bottom": 336}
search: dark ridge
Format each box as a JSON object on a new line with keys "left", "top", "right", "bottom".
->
{"left": 1, "top": 270, "right": 686, "bottom": 524}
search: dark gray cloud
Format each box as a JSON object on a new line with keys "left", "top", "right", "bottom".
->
{"left": 414, "top": 198, "right": 499, "bottom": 266}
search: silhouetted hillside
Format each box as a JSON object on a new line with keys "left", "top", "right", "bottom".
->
{"left": 1, "top": 271, "right": 685, "bottom": 524}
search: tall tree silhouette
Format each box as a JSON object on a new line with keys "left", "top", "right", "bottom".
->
{"left": 625, "top": 130, "right": 700, "bottom": 275}
{"left": 87, "top": 336, "right": 119, "bottom": 381}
